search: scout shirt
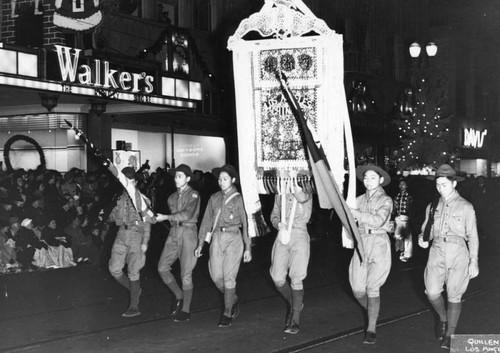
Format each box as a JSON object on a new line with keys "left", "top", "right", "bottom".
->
{"left": 421, "top": 190, "right": 479, "bottom": 259}
{"left": 356, "top": 186, "right": 393, "bottom": 234}
{"left": 109, "top": 191, "right": 151, "bottom": 245}
{"left": 198, "top": 185, "right": 250, "bottom": 249}
{"left": 166, "top": 184, "right": 200, "bottom": 225}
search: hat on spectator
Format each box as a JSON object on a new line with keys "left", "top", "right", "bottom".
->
{"left": 356, "top": 164, "right": 391, "bottom": 186}
{"left": 121, "top": 167, "right": 136, "bottom": 180}
{"left": 8, "top": 216, "right": 19, "bottom": 225}
{"left": 213, "top": 164, "right": 239, "bottom": 183}
{"left": 172, "top": 164, "right": 193, "bottom": 178}
{"left": 427, "top": 164, "right": 465, "bottom": 182}
{"left": 21, "top": 218, "right": 32, "bottom": 227}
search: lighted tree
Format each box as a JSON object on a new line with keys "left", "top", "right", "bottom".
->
{"left": 394, "top": 71, "right": 454, "bottom": 171}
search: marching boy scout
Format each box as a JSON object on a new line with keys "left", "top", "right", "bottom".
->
{"left": 419, "top": 164, "right": 479, "bottom": 349}
{"left": 349, "top": 164, "right": 393, "bottom": 345}
{"left": 108, "top": 167, "right": 152, "bottom": 318}
{"left": 156, "top": 164, "right": 200, "bottom": 322}
{"left": 270, "top": 180, "right": 312, "bottom": 334}
{"left": 195, "top": 164, "right": 252, "bottom": 327}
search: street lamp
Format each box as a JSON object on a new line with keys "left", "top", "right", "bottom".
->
{"left": 409, "top": 41, "right": 438, "bottom": 59}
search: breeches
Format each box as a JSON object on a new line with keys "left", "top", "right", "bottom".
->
{"left": 109, "top": 229, "right": 145, "bottom": 281}
{"left": 349, "top": 233, "right": 391, "bottom": 297}
{"left": 424, "top": 239, "right": 470, "bottom": 303}
{"left": 157, "top": 226, "right": 198, "bottom": 289}
{"left": 270, "top": 230, "right": 310, "bottom": 290}
{"left": 209, "top": 230, "right": 243, "bottom": 289}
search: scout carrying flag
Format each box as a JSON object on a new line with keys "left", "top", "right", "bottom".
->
{"left": 64, "top": 120, "right": 157, "bottom": 224}
{"left": 276, "top": 72, "right": 364, "bottom": 261}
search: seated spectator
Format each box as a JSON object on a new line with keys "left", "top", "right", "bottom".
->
{"left": 0, "top": 220, "right": 17, "bottom": 270}
{"left": 0, "top": 195, "right": 15, "bottom": 225}
{"left": 64, "top": 212, "right": 91, "bottom": 264}
{"left": 41, "top": 218, "right": 75, "bottom": 268}
{"left": 81, "top": 216, "right": 103, "bottom": 265}
{"left": 24, "top": 193, "right": 45, "bottom": 228}
{"left": 16, "top": 218, "right": 47, "bottom": 270}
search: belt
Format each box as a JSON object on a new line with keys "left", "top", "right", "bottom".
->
{"left": 434, "top": 235, "right": 464, "bottom": 244}
{"left": 172, "top": 222, "right": 197, "bottom": 227}
{"left": 122, "top": 221, "right": 140, "bottom": 229}
{"left": 218, "top": 226, "right": 240, "bottom": 232}
{"left": 364, "top": 229, "right": 387, "bottom": 235}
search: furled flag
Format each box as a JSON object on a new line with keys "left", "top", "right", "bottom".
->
{"left": 276, "top": 71, "right": 364, "bottom": 262}
{"left": 64, "top": 120, "right": 157, "bottom": 224}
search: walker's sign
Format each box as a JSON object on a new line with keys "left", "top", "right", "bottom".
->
{"left": 463, "top": 128, "right": 488, "bottom": 149}
{"left": 55, "top": 45, "right": 155, "bottom": 96}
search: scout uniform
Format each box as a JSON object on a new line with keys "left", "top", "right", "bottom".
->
{"left": 197, "top": 164, "right": 251, "bottom": 327}
{"left": 349, "top": 164, "right": 392, "bottom": 345}
{"left": 108, "top": 167, "right": 152, "bottom": 318}
{"left": 270, "top": 187, "right": 312, "bottom": 334}
{"left": 157, "top": 164, "right": 200, "bottom": 322}
{"left": 419, "top": 164, "right": 479, "bottom": 349}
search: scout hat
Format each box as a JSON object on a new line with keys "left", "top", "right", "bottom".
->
{"left": 121, "top": 167, "right": 136, "bottom": 180}
{"left": 213, "top": 164, "right": 239, "bottom": 183}
{"left": 172, "top": 164, "right": 194, "bottom": 178}
{"left": 356, "top": 164, "right": 391, "bottom": 186}
{"left": 428, "top": 164, "right": 465, "bottom": 182}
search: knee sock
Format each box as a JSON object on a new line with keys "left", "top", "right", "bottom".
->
{"left": 446, "top": 301, "right": 462, "bottom": 336}
{"left": 166, "top": 280, "right": 183, "bottom": 300}
{"left": 115, "top": 274, "right": 130, "bottom": 289}
{"left": 223, "top": 287, "right": 236, "bottom": 317}
{"left": 276, "top": 283, "right": 292, "bottom": 306}
{"left": 428, "top": 295, "right": 447, "bottom": 322}
{"left": 367, "top": 296, "right": 380, "bottom": 333}
{"left": 182, "top": 289, "right": 193, "bottom": 313}
{"left": 353, "top": 291, "right": 368, "bottom": 310}
{"left": 291, "top": 289, "right": 304, "bottom": 325}
{"left": 129, "top": 280, "right": 141, "bottom": 309}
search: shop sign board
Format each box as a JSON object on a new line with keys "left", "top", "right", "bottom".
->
{"left": 463, "top": 128, "right": 488, "bottom": 149}
{"left": 55, "top": 45, "right": 155, "bottom": 95}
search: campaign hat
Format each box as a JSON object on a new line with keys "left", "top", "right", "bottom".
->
{"left": 356, "top": 164, "right": 391, "bottom": 187}
{"left": 428, "top": 164, "right": 465, "bottom": 181}
{"left": 121, "top": 167, "right": 136, "bottom": 180}
{"left": 172, "top": 164, "right": 193, "bottom": 178}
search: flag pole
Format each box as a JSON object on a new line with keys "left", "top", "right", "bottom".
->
{"left": 275, "top": 71, "right": 363, "bottom": 263}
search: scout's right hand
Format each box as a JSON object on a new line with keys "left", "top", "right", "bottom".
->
{"left": 418, "top": 234, "right": 429, "bottom": 249}
{"left": 156, "top": 214, "right": 169, "bottom": 222}
{"left": 278, "top": 222, "right": 287, "bottom": 231}
{"left": 194, "top": 245, "right": 203, "bottom": 258}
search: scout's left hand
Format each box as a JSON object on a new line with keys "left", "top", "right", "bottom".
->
{"left": 243, "top": 249, "right": 252, "bottom": 263}
{"left": 141, "top": 244, "right": 148, "bottom": 253}
{"left": 468, "top": 258, "right": 479, "bottom": 279}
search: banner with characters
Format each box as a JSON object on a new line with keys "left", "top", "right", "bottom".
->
{"left": 227, "top": 0, "right": 356, "bottom": 242}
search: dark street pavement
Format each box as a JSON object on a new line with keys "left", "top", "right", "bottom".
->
{"left": 0, "top": 225, "right": 499, "bottom": 353}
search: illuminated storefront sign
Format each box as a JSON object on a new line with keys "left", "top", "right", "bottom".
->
{"left": 56, "top": 45, "right": 154, "bottom": 94}
{"left": 463, "top": 128, "right": 488, "bottom": 148}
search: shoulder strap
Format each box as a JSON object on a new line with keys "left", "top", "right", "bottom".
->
{"left": 225, "top": 192, "right": 240, "bottom": 205}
